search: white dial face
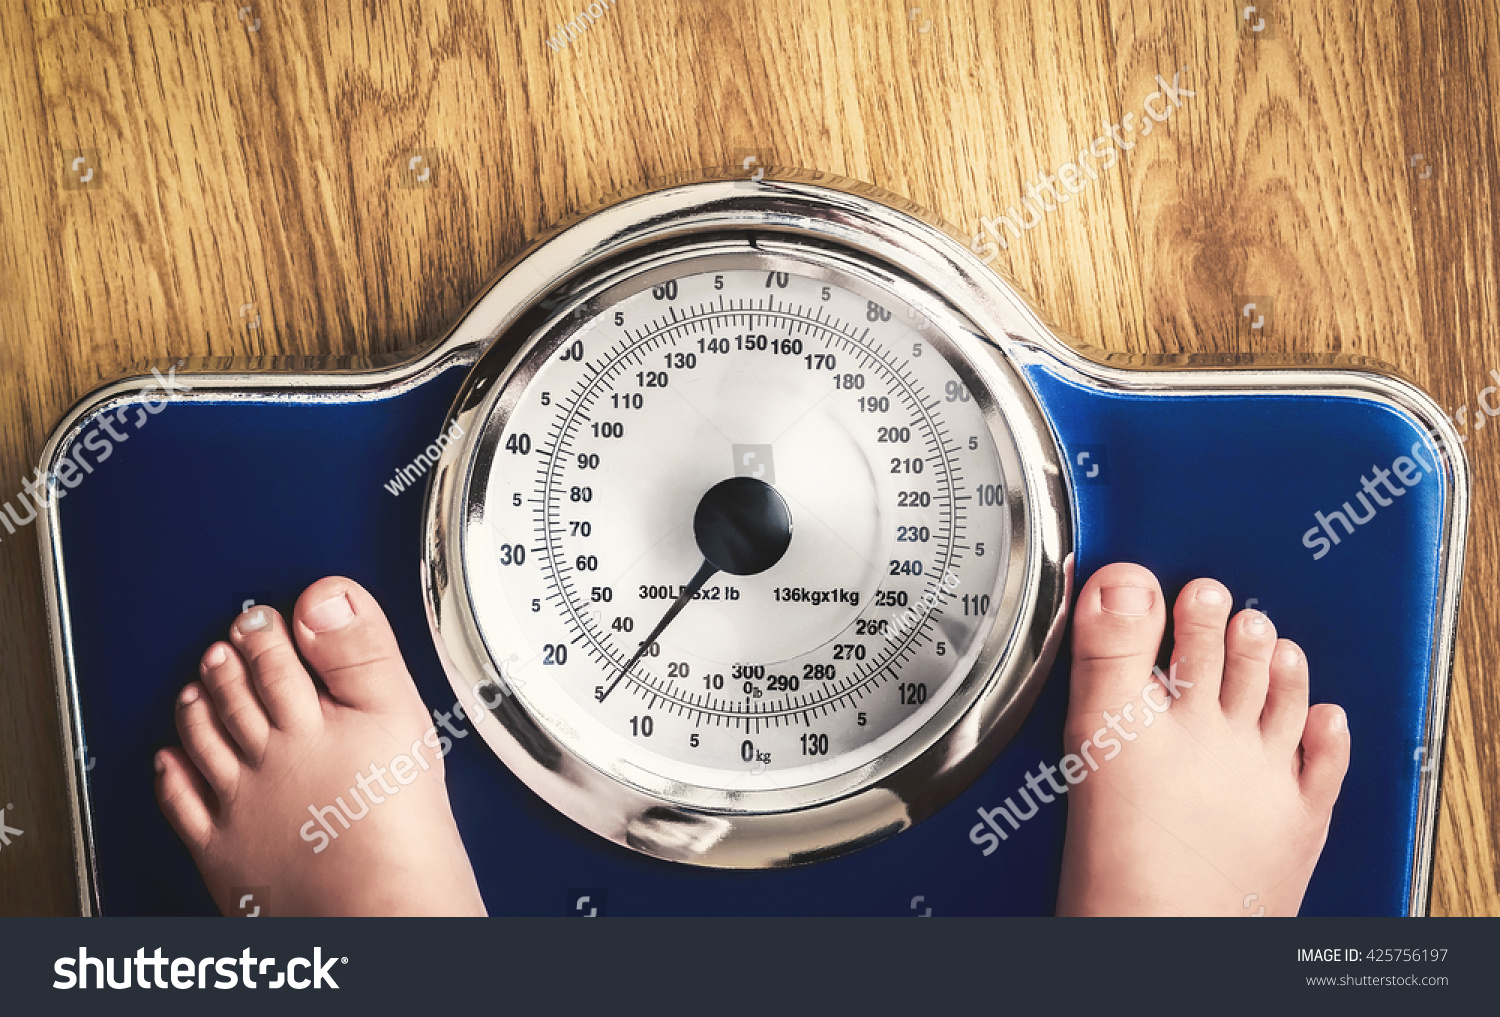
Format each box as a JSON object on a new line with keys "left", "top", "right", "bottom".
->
{"left": 470, "top": 254, "right": 1010, "bottom": 799}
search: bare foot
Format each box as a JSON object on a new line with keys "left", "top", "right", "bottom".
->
{"left": 154, "top": 577, "right": 486, "bottom": 916}
{"left": 1056, "top": 564, "right": 1350, "bottom": 917}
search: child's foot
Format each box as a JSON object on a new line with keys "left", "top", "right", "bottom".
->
{"left": 154, "top": 577, "right": 486, "bottom": 916}
{"left": 1056, "top": 564, "right": 1350, "bottom": 916}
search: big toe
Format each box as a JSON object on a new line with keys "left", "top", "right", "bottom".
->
{"left": 292, "top": 577, "right": 421, "bottom": 714}
{"left": 1068, "top": 563, "right": 1166, "bottom": 722}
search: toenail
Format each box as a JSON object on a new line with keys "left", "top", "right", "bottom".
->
{"left": 1194, "top": 584, "right": 1227, "bottom": 605}
{"left": 1277, "top": 646, "right": 1302, "bottom": 666}
{"left": 203, "top": 644, "right": 227, "bottom": 669}
{"left": 179, "top": 685, "right": 200, "bottom": 706}
{"left": 154, "top": 754, "right": 166, "bottom": 775}
{"left": 1331, "top": 708, "right": 1348, "bottom": 734}
{"left": 1245, "top": 610, "right": 1269, "bottom": 633}
{"left": 1100, "top": 585, "right": 1154, "bottom": 616}
{"left": 236, "top": 608, "right": 271, "bottom": 635}
{"left": 303, "top": 591, "right": 355, "bottom": 632}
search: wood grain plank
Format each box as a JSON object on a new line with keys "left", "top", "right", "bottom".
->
{"left": 1402, "top": 0, "right": 1500, "bottom": 918}
{"left": 0, "top": 0, "right": 88, "bottom": 918}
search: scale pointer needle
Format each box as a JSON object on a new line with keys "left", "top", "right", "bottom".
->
{"left": 595, "top": 476, "right": 793, "bottom": 703}
{"left": 599, "top": 560, "right": 717, "bottom": 702}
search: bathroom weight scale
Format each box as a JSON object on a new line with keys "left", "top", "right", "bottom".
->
{"left": 38, "top": 174, "right": 1467, "bottom": 916}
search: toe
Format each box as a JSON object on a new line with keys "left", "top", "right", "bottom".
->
{"left": 1068, "top": 563, "right": 1167, "bottom": 722}
{"left": 292, "top": 577, "right": 419, "bottom": 714}
{"left": 1167, "top": 579, "right": 1232, "bottom": 709}
{"left": 1261, "top": 640, "right": 1310, "bottom": 747}
{"left": 1220, "top": 608, "right": 1278, "bottom": 723}
{"left": 199, "top": 642, "right": 269, "bottom": 763}
{"left": 230, "top": 605, "right": 322, "bottom": 731}
{"left": 154, "top": 747, "right": 215, "bottom": 849}
{"left": 175, "top": 683, "right": 240, "bottom": 802}
{"left": 1299, "top": 704, "right": 1351, "bottom": 812}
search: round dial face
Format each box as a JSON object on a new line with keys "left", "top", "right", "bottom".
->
{"left": 467, "top": 251, "right": 1011, "bottom": 801}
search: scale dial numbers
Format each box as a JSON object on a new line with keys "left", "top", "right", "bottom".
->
{"left": 481, "top": 260, "right": 1009, "bottom": 791}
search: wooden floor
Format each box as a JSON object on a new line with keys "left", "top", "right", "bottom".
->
{"left": 1, "top": 0, "right": 1495, "bottom": 915}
